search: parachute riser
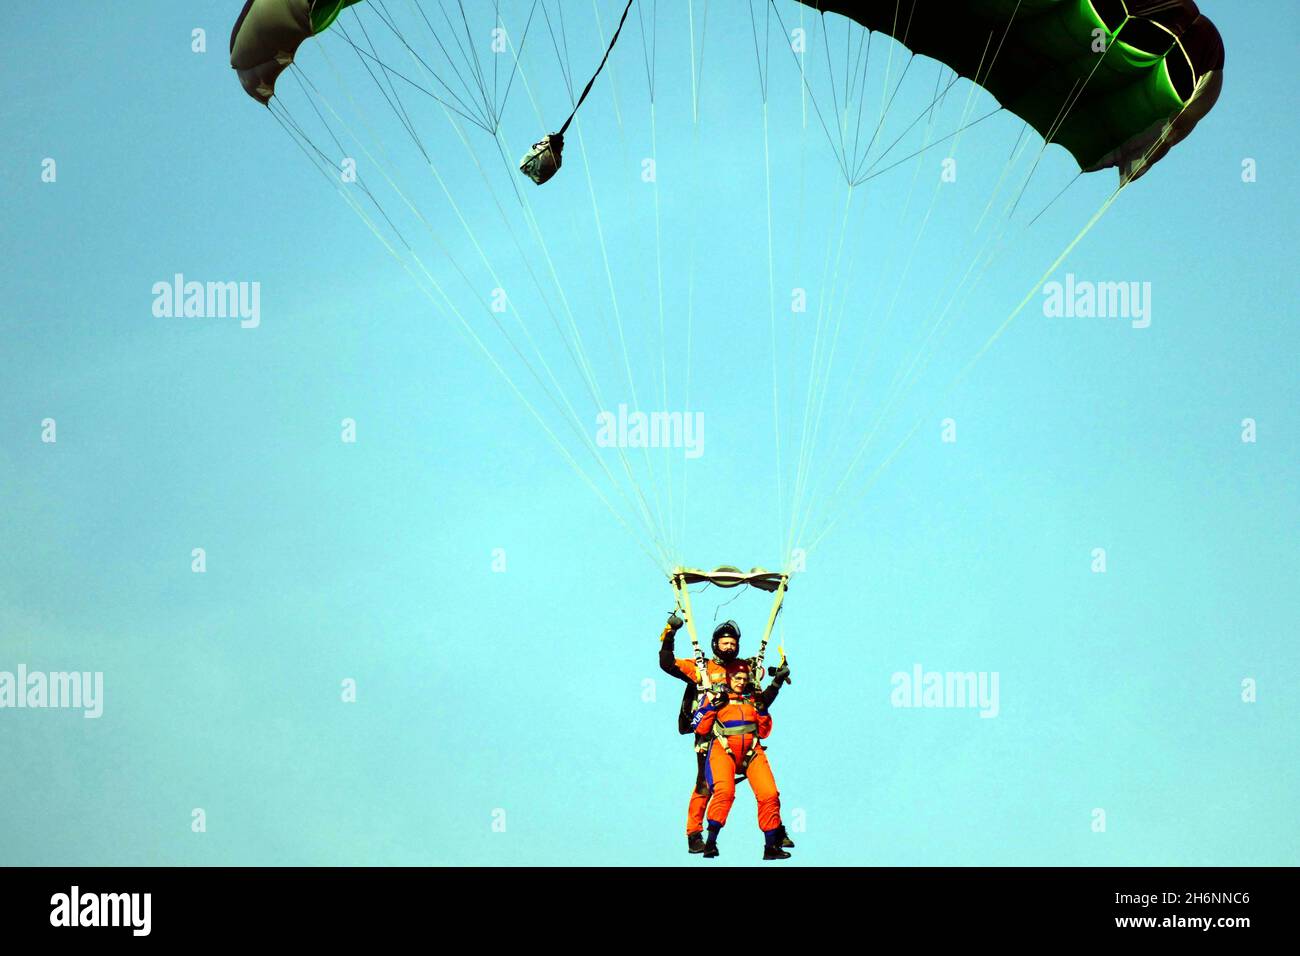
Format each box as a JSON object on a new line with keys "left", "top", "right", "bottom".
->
{"left": 750, "top": 576, "right": 789, "bottom": 681}
{"left": 671, "top": 572, "right": 708, "bottom": 692}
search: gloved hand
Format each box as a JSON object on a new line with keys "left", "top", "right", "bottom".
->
{"left": 770, "top": 661, "right": 791, "bottom": 686}
{"left": 666, "top": 613, "right": 684, "bottom": 632}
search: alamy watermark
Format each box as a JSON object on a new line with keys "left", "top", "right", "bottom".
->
{"left": 596, "top": 405, "right": 704, "bottom": 459}
{"left": 152, "top": 273, "right": 260, "bottom": 328}
{"left": 1042, "top": 273, "right": 1152, "bottom": 328}
{"left": 890, "top": 663, "right": 1000, "bottom": 718}
{"left": 0, "top": 665, "right": 103, "bottom": 718}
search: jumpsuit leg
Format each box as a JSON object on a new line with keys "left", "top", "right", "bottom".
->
{"left": 704, "top": 739, "right": 738, "bottom": 826}
{"left": 687, "top": 749, "right": 709, "bottom": 835}
{"left": 745, "top": 748, "right": 782, "bottom": 833}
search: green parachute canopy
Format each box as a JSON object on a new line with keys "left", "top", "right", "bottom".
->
{"left": 230, "top": 0, "right": 363, "bottom": 105}
{"left": 232, "top": 0, "right": 1222, "bottom": 180}
{"left": 793, "top": 0, "right": 1224, "bottom": 181}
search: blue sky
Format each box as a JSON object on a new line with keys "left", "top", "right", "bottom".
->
{"left": 1, "top": 1, "right": 1296, "bottom": 866}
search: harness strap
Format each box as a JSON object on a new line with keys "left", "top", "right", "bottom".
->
{"left": 713, "top": 722, "right": 759, "bottom": 738}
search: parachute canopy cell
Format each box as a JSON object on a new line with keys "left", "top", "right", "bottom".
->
{"left": 796, "top": 0, "right": 1224, "bottom": 181}
{"left": 230, "top": 0, "right": 363, "bottom": 105}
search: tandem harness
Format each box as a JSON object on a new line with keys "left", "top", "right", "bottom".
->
{"left": 709, "top": 708, "right": 765, "bottom": 781}
{"left": 670, "top": 566, "right": 789, "bottom": 785}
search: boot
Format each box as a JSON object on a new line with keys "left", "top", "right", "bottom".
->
{"left": 687, "top": 832, "right": 706, "bottom": 854}
{"left": 703, "top": 820, "right": 722, "bottom": 858}
{"left": 763, "top": 845, "right": 792, "bottom": 860}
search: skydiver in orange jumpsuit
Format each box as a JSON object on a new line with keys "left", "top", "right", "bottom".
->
{"left": 659, "top": 615, "right": 792, "bottom": 857}
{"left": 692, "top": 662, "right": 791, "bottom": 860}
{"left": 660, "top": 617, "right": 758, "bottom": 852}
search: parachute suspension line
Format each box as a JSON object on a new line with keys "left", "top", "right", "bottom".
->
{"left": 854, "top": 107, "right": 1002, "bottom": 184}
{"left": 305, "top": 46, "right": 576, "bottom": 426}
{"left": 273, "top": 91, "right": 667, "bottom": 574}
{"left": 853, "top": 52, "right": 916, "bottom": 183}
{"left": 743, "top": 1, "right": 788, "bottom": 561}
{"left": 374, "top": 17, "right": 611, "bottom": 452}
{"left": 630, "top": 0, "right": 675, "bottom": 566}
{"left": 806, "top": 183, "right": 1127, "bottom": 556}
{"left": 636, "top": 0, "right": 658, "bottom": 104}
{"left": 785, "top": 177, "right": 860, "bottom": 545}
{"left": 766, "top": 2, "right": 851, "bottom": 185}
{"left": 790, "top": 88, "right": 947, "bottom": 554}
{"left": 958, "top": 111, "right": 1183, "bottom": 383}
{"left": 789, "top": 3, "right": 815, "bottom": 285}
{"left": 908, "top": 105, "right": 1042, "bottom": 356}
{"left": 896, "top": 63, "right": 951, "bottom": 226}
{"left": 858, "top": 0, "right": 914, "bottom": 174}
{"left": 809, "top": 64, "right": 955, "bottom": 481}
{"left": 567, "top": 3, "right": 673, "bottom": 559}
{"left": 747, "top": 0, "right": 771, "bottom": 105}
{"left": 810, "top": 72, "right": 956, "bottom": 484}
{"left": 783, "top": 12, "right": 840, "bottom": 556}
{"left": 817, "top": 5, "right": 846, "bottom": 169}
{"left": 402, "top": 0, "right": 491, "bottom": 126}
{"left": 797, "top": 2, "right": 808, "bottom": 130}
{"left": 268, "top": 93, "right": 408, "bottom": 250}
{"left": 314, "top": 32, "right": 674, "bottom": 571}
{"left": 762, "top": 100, "right": 785, "bottom": 566}
{"left": 944, "top": 13, "right": 1113, "bottom": 310}
{"left": 441, "top": 0, "right": 496, "bottom": 127}
{"left": 374, "top": 0, "right": 537, "bottom": 134}
{"left": 555, "top": 0, "right": 635, "bottom": 137}
{"left": 325, "top": 24, "right": 487, "bottom": 131}
{"left": 1028, "top": 171, "right": 1084, "bottom": 227}
{"left": 808, "top": 2, "right": 875, "bottom": 180}
{"left": 854, "top": 69, "right": 963, "bottom": 183}
{"left": 349, "top": 12, "right": 426, "bottom": 152}
{"left": 833, "top": 30, "right": 1000, "bottom": 440}
{"left": 347, "top": 73, "right": 649, "bottom": 553}
{"left": 687, "top": 0, "right": 709, "bottom": 125}
{"left": 358, "top": 19, "right": 610, "bottom": 460}
{"left": 1008, "top": 25, "right": 1116, "bottom": 218}
{"left": 971, "top": 121, "right": 1031, "bottom": 235}
{"left": 561, "top": 22, "right": 677, "bottom": 569}
{"left": 649, "top": 107, "right": 678, "bottom": 566}
{"left": 337, "top": 1, "right": 490, "bottom": 131}
{"left": 268, "top": 99, "right": 369, "bottom": 209}
{"left": 859, "top": 0, "right": 1018, "bottom": 186}
{"left": 680, "top": 0, "right": 709, "bottom": 562}
{"left": 493, "top": 39, "right": 678, "bottom": 571}
{"left": 501, "top": 23, "right": 678, "bottom": 570}
{"left": 836, "top": 73, "right": 1079, "bottom": 503}
{"left": 487, "top": 0, "right": 539, "bottom": 129}
{"left": 540, "top": 0, "right": 577, "bottom": 104}
{"left": 796, "top": 17, "right": 1031, "bottom": 550}
{"left": 844, "top": 25, "right": 875, "bottom": 185}
{"left": 303, "top": 56, "right": 573, "bottom": 452}
{"left": 783, "top": 181, "right": 857, "bottom": 565}
{"left": 631, "top": 4, "right": 677, "bottom": 567}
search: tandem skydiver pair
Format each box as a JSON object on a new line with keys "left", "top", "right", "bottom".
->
{"left": 658, "top": 567, "right": 795, "bottom": 861}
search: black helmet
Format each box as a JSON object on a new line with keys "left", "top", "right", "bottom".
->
{"left": 711, "top": 620, "right": 741, "bottom": 662}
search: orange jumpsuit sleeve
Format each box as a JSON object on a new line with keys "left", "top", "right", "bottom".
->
{"left": 675, "top": 658, "right": 704, "bottom": 682}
